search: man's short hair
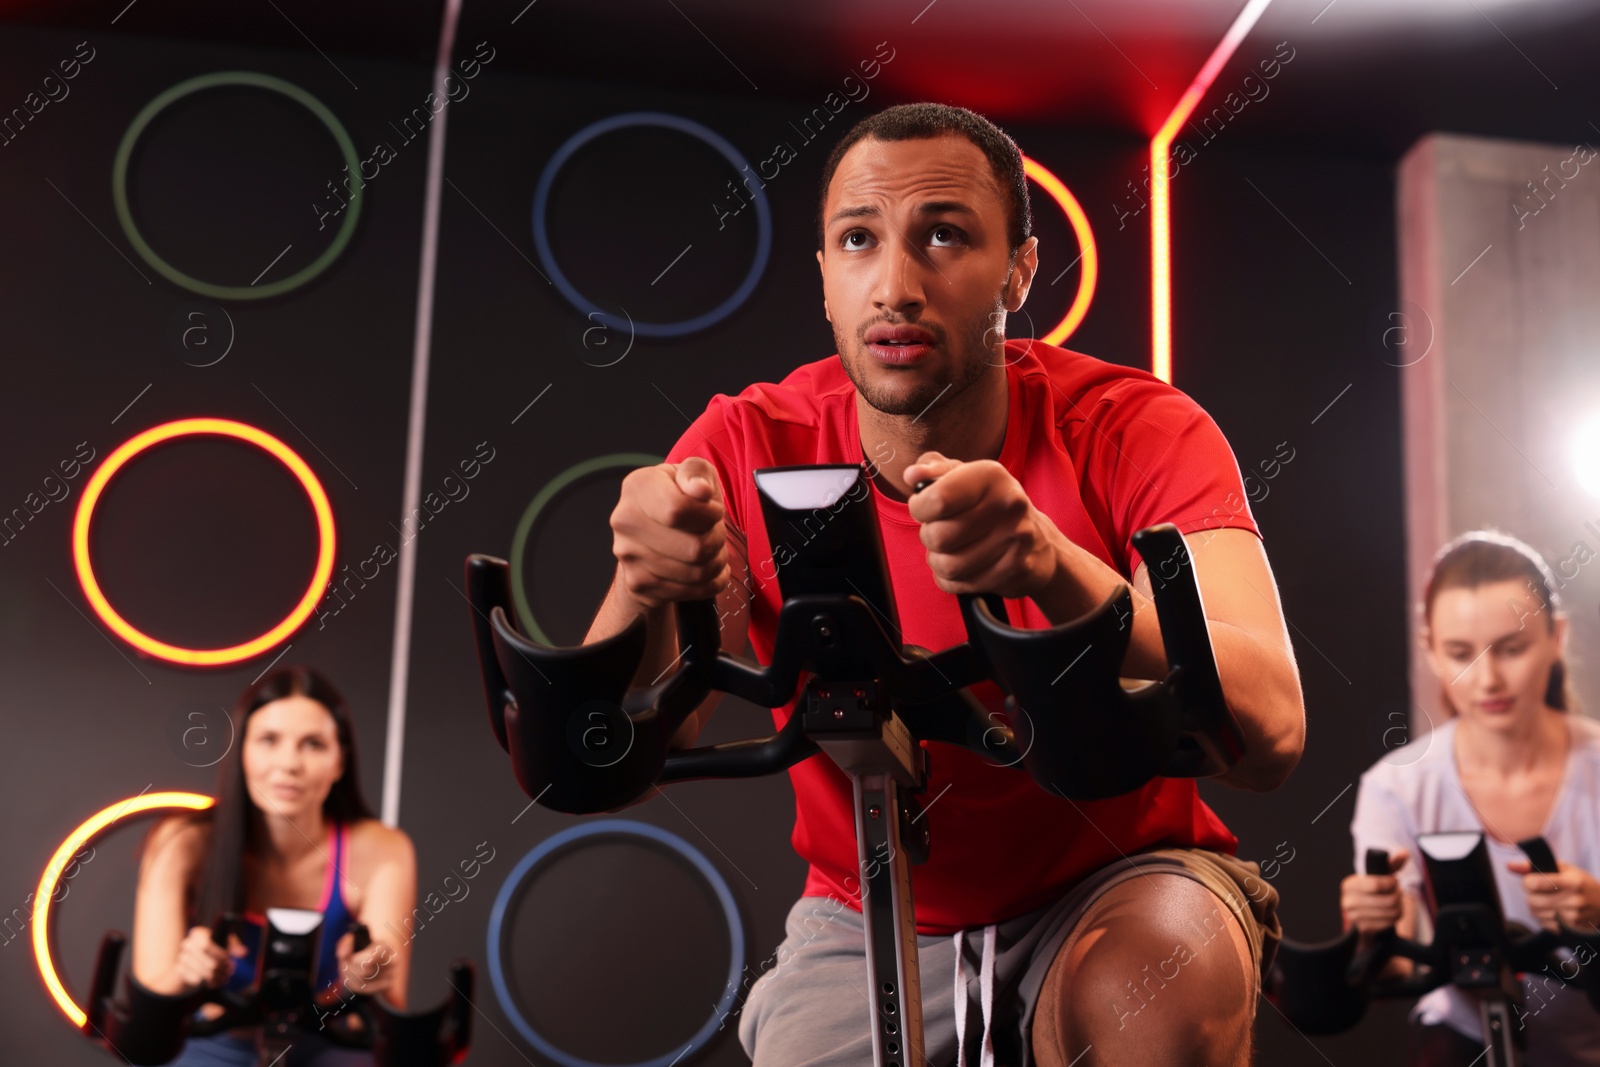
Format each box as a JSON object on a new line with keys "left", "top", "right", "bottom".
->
{"left": 816, "top": 102, "right": 1033, "bottom": 256}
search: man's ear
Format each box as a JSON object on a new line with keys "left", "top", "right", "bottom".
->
{"left": 1004, "top": 236, "right": 1040, "bottom": 313}
{"left": 816, "top": 249, "right": 831, "bottom": 323}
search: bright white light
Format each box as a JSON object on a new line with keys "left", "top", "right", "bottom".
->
{"left": 1418, "top": 831, "right": 1482, "bottom": 861}
{"left": 754, "top": 467, "right": 859, "bottom": 509}
{"left": 1576, "top": 416, "right": 1600, "bottom": 497}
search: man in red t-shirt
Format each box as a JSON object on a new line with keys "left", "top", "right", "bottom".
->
{"left": 590, "top": 103, "right": 1305, "bottom": 1066}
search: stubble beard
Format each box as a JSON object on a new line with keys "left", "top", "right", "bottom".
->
{"left": 837, "top": 288, "right": 1009, "bottom": 420}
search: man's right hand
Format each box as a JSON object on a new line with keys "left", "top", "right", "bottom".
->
{"left": 1339, "top": 848, "right": 1410, "bottom": 934}
{"left": 610, "top": 457, "right": 731, "bottom": 610}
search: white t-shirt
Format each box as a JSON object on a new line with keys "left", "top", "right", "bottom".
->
{"left": 1350, "top": 714, "right": 1600, "bottom": 1065}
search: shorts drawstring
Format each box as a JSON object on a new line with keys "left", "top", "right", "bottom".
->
{"left": 953, "top": 923, "right": 997, "bottom": 1067}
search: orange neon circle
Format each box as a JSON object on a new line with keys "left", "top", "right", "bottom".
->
{"left": 36, "top": 792, "right": 215, "bottom": 1028}
{"left": 1022, "top": 156, "right": 1098, "bottom": 346}
{"left": 71, "top": 418, "right": 336, "bottom": 666}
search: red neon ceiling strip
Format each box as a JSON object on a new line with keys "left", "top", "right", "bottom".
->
{"left": 1151, "top": 0, "right": 1274, "bottom": 383}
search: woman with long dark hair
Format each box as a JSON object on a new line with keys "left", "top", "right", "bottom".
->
{"left": 131, "top": 666, "right": 417, "bottom": 1066}
{"left": 1342, "top": 531, "right": 1600, "bottom": 1065}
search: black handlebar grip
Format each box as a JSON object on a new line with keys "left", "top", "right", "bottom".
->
{"left": 1518, "top": 836, "right": 1560, "bottom": 875}
{"left": 211, "top": 914, "right": 241, "bottom": 949}
{"left": 85, "top": 932, "right": 126, "bottom": 1035}
{"left": 449, "top": 960, "right": 475, "bottom": 1057}
{"left": 465, "top": 554, "right": 516, "bottom": 754}
{"left": 1356, "top": 847, "right": 1399, "bottom": 971}
{"left": 351, "top": 923, "right": 372, "bottom": 953}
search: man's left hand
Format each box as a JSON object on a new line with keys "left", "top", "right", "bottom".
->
{"left": 902, "top": 451, "right": 1063, "bottom": 600}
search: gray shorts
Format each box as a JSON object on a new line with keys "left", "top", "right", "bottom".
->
{"left": 736, "top": 846, "right": 1280, "bottom": 1067}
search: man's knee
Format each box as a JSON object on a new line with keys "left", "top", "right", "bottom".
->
{"left": 1034, "top": 877, "right": 1254, "bottom": 1066}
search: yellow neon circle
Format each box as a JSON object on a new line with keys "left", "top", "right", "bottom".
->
{"left": 35, "top": 792, "right": 215, "bottom": 1028}
{"left": 72, "top": 418, "right": 337, "bottom": 666}
{"left": 1022, "top": 156, "right": 1099, "bottom": 346}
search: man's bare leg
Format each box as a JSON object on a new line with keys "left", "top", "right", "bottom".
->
{"left": 1030, "top": 874, "right": 1256, "bottom": 1067}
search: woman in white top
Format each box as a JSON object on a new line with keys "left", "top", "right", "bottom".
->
{"left": 1344, "top": 530, "right": 1600, "bottom": 1066}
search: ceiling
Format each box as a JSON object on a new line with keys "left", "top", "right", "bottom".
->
{"left": 5, "top": 0, "right": 1599, "bottom": 156}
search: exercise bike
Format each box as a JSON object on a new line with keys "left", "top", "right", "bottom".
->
{"left": 1267, "top": 831, "right": 1600, "bottom": 1066}
{"left": 81, "top": 907, "right": 474, "bottom": 1066}
{"left": 465, "top": 461, "right": 1250, "bottom": 1066}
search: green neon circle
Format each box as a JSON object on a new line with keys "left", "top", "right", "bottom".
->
{"left": 511, "top": 453, "right": 664, "bottom": 646}
{"left": 112, "top": 71, "right": 362, "bottom": 301}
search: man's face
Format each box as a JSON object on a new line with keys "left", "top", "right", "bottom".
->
{"left": 817, "top": 133, "right": 1037, "bottom": 419}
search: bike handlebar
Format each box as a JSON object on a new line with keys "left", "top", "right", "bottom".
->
{"left": 468, "top": 462, "right": 1247, "bottom": 816}
{"left": 82, "top": 912, "right": 473, "bottom": 1066}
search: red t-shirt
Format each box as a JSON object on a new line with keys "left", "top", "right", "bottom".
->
{"left": 663, "top": 338, "right": 1260, "bottom": 934}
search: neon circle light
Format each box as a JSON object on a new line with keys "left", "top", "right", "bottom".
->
{"left": 113, "top": 72, "right": 363, "bottom": 301}
{"left": 532, "top": 112, "right": 773, "bottom": 338}
{"left": 511, "top": 453, "right": 662, "bottom": 646}
{"left": 36, "top": 792, "right": 215, "bottom": 1028}
{"left": 487, "top": 819, "right": 745, "bottom": 1067}
{"left": 72, "top": 418, "right": 337, "bottom": 666}
{"left": 1021, "top": 155, "right": 1098, "bottom": 346}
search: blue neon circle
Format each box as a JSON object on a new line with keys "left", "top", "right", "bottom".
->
{"left": 532, "top": 112, "right": 772, "bottom": 338}
{"left": 487, "top": 819, "right": 746, "bottom": 1067}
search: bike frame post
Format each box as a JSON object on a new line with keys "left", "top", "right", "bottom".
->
{"left": 803, "top": 676, "right": 929, "bottom": 1067}
{"left": 852, "top": 770, "right": 924, "bottom": 1067}
{"left": 1478, "top": 997, "right": 1519, "bottom": 1067}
